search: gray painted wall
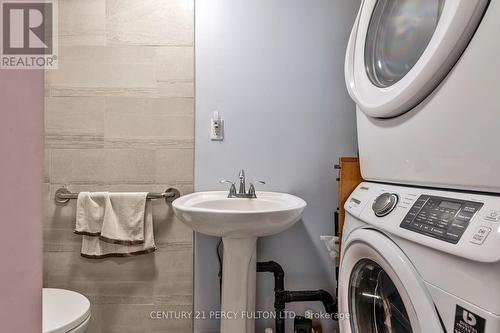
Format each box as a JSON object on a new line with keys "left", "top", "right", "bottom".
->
{"left": 194, "top": 0, "right": 360, "bottom": 331}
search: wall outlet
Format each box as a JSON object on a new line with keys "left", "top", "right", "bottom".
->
{"left": 210, "top": 111, "right": 224, "bottom": 141}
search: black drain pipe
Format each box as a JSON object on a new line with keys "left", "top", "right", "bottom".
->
{"left": 284, "top": 290, "right": 337, "bottom": 315}
{"left": 257, "top": 261, "right": 337, "bottom": 333}
{"left": 257, "top": 261, "right": 286, "bottom": 333}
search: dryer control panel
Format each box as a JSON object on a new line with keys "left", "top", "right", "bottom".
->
{"left": 400, "top": 195, "right": 483, "bottom": 244}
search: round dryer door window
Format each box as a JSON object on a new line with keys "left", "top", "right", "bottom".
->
{"left": 349, "top": 259, "right": 412, "bottom": 333}
{"left": 345, "top": 0, "right": 490, "bottom": 118}
{"left": 365, "top": 0, "right": 444, "bottom": 88}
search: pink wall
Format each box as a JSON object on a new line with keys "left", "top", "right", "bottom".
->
{"left": 0, "top": 69, "right": 43, "bottom": 332}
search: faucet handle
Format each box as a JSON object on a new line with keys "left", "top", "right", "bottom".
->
{"left": 247, "top": 181, "right": 265, "bottom": 198}
{"left": 238, "top": 169, "right": 245, "bottom": 179}
{"left": 220, "top": 179, "right": 237, "bottom": 197}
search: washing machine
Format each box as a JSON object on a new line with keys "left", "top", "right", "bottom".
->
{"left": 345, "top": 0, "right": 500, "bottom": 192}
{"left": 338, "top": 182, "right": 500, "bottom": 333}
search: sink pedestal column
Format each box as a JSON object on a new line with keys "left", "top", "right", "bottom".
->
{"left": 220, "top": 237, "right": 257, "bottom": 333}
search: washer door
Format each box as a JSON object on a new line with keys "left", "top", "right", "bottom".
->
{"left": 345, "top": 0, "right": 489, "bottom": 118}
{"left": 339, "top": 229, "right": 443, "bottom": 333}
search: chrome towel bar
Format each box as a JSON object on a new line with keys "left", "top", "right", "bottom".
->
{"left": 54, "top": 187, "right": 181, "bottom": 206}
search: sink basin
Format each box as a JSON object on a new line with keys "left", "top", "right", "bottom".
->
{"left": 172, "top": 191, "right": 306, "bottom": 238}
{"left": 172, "top": 191, "right": 306, "bottom": 333}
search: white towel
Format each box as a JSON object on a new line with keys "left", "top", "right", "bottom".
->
{"left": 100, "top": 192, "right": 148, "bottom": 245}
{"left": 75, "top": 192, "right": 108, "bottom": 236}
{"left": 80, "top": 201, "right": 156, "bottom": 259}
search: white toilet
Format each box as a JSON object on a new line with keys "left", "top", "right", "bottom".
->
{"left": 43, "top": 288, "right": 91, "bottom": 333}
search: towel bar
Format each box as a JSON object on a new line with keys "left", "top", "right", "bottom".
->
{"left": 54, "top": 187, "right": 181, "bottom": 206}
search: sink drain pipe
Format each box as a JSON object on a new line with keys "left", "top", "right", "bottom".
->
{"left": 257, "top": 261, "right": 286, "bottom": 333}
{"left": 257, "top": 261, "right": 337, "bottom": 333}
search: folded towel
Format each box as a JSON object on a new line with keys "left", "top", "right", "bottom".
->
{"left": 75, "top": 192, "right": 108, "bottom": 236}
{"left": 100, "top": 192, "right": 148, "bottom": 245}
{"left": 80, "top": 201, "right": 156, "bottom": 259}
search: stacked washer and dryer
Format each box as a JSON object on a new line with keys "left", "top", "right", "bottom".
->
{"left": 339, "top": 0, "right": 500, "bottom": 333}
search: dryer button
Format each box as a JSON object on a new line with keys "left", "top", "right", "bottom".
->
{"left": 456, "top": 211, "right": 474, "bottom": 222}
{"left": 484, "top": 210, "right": 500, "bottom": 222}
{"left": 430, "top": 227, "right": 445, "bottom": 236}
{"left": 470, "top": 227, "right": 491, "bottom": 245}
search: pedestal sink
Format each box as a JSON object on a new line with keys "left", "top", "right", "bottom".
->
{"left": 172, "top": 191, "right": 306, "bottom": 333}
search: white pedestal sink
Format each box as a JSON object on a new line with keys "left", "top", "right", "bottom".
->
{"left": 172, "top": 191, "right": 306, "bottom": 333}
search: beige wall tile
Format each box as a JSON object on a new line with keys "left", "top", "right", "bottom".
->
{"left": 50, "top": 46, "right": 158, "bottom": 93}
{"left": 44, "top": 72, "right": 52, "bottom": 97}
{"left": 45, "top": 1, "right": 194, "bottom": 331}
{"left": 43, "top": 228, "right": 81, "bottom": 252}
{"left": 103, "top": 138, "right": 194, "bottom": 150}
{"left": 152, "top": 98, "right": 194, "bottom": 116}
{"left": 155, "top": 149, "right": 194, "bottom": 184}
{"left": 50, "top": 148, "right": 105, "bottom": 184}
{"left": 158, "top": 82, "right": 195, "bottom": 98}
{"left": 58, "top": 0, "right": 106, "bottom": 46}
{"left": 154, "top": 216, "right": 193, "bottom": 247}
{"left": 45, "top": 246, "right": 192, "bottom": 283}
{"left": 106, "top": 0, "right": 194, "bottom": 46}
{"left": 44, "top": 151, "right": 50, "bottom": 183}
{"left": 105, "top": 97, "right": 194, "bottom": 140}
{"left": 107, "top": 97, "right": 194, "bottom": 117}
{"left": 51, "top": 149, "right": 156, "bottom": 184}
{"left": 48, "top": 83, "right": 196, "bottom": 99}
{"left": 47, "top": 86, "right": 159, "bottom": 98}
{"left": 156, "top": 47, "right": 194, "bottom": 82}
{"left": 44, "top": 278, "right": 193, "bottom": 307}
{"left": 45, "top": 134, "right": 104, "bottom": 149}
{"left": 45, "top": 97, "right": 105, "bottom": 135}
{"left": 93, "top": 304, "right": 193, "bottom": 332}
{"left": 58, "top": 46, "right": 156, "bottom": 64}
{"left": 49, "top": 62, "right": 157, "bottom": 91}
{"left": 153, "top": 275, "right": 193, "bottom": 305}
{"left": 44, "top": 280, "right": 155, "bottom": 305}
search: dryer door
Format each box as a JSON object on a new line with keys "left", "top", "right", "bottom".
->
{"left": 339, "top": 229, "right": 443, "bottom": 333}
{"left": 345, "top": 0, "right": 489, "bottom": 118}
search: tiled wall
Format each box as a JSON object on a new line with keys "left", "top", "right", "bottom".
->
{"left": 43, "top": 1, "right": 194, "bottom": 332}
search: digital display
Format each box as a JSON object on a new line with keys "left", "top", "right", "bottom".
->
{"left": 439, "top": 201, "right": 462, "bottom": 210}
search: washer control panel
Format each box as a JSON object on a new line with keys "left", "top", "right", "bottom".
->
{"left": 400, "top": 195, "right": 483, "bottom": 244}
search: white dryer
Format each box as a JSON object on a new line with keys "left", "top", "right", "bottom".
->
{"left": 339, "top": 182, "right": 500, "bottom": 333}
{"left": 345, "top": 0, "right": 500, "bottom": 192}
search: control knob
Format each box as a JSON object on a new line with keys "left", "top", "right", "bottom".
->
{"left": 372, "top": 193, "right": 399, "bottom": 217}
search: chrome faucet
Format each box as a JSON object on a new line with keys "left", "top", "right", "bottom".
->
{"left": 238, "top": 169, "right": 246, "bottom": 195}
{"left": 220, "top": 169, "right": 265, "bottom": 198}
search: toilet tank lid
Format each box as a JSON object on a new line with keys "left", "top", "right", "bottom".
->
{"left": 43, "top": 288, "right": 91, "bottom": 333}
